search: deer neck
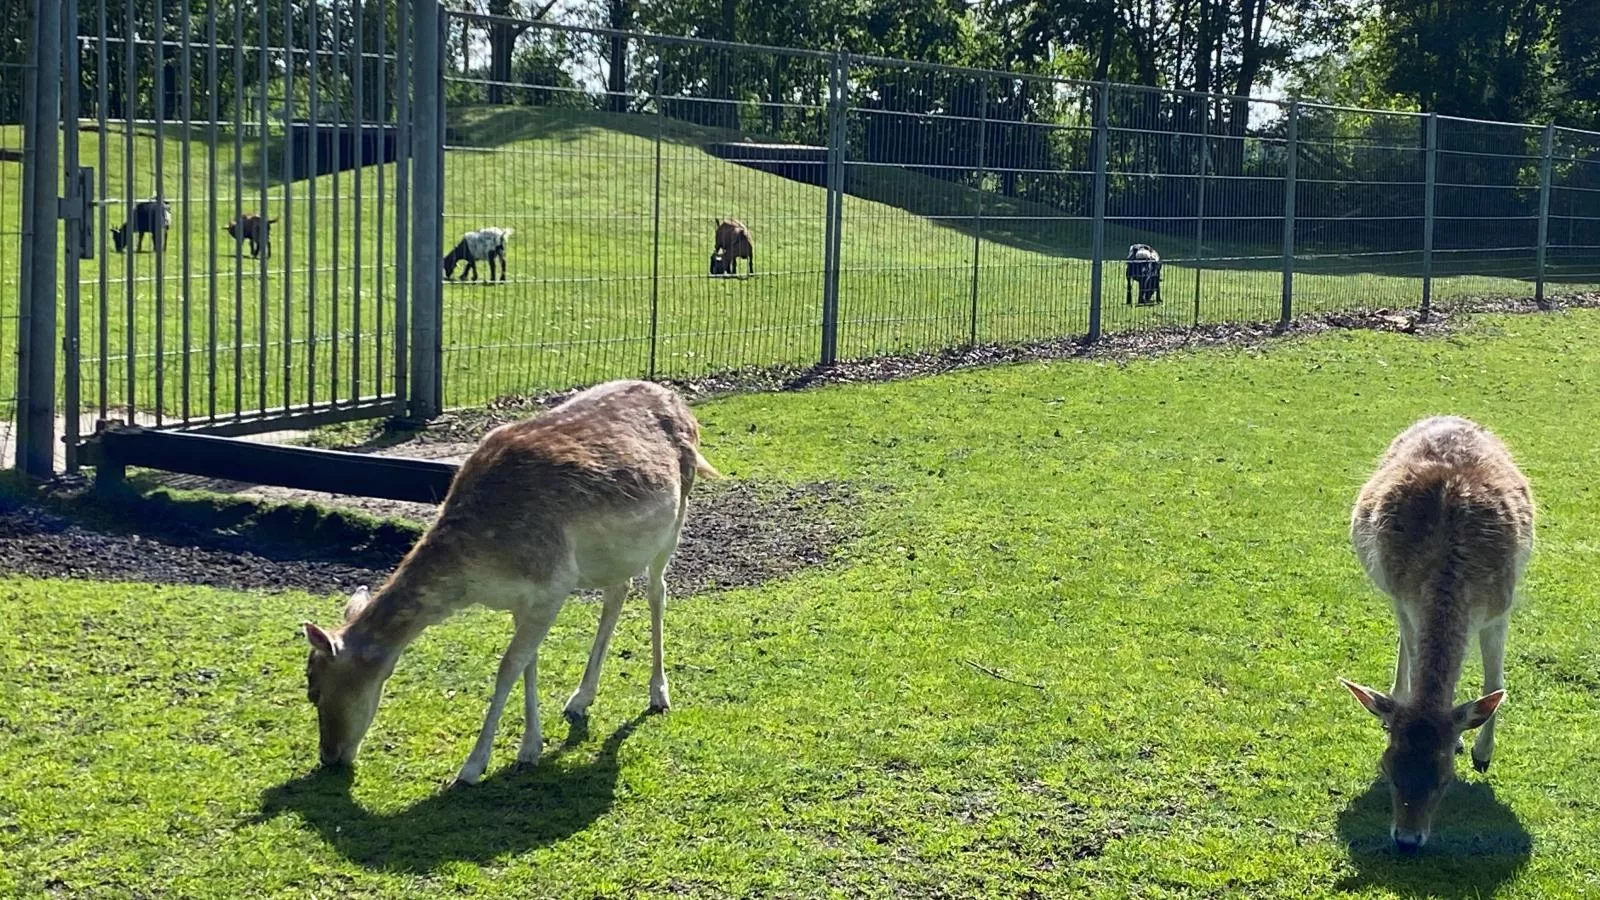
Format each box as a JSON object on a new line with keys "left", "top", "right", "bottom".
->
{"left": 343, "top": 543, "right": 463, "bottom": 657}
{"left": 1407, "top": 596, "right": 1471, "bottom": 709}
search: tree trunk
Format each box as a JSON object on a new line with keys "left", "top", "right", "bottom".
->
{"left": 606, "top": 0, "right": 631, "bottom": 113}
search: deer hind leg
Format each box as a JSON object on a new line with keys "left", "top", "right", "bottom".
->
{"left": 646, "top": 514, "right": 688, "bottom": 713}
{"left": 563, "top": 581, "right": 629, "bottom": 722}
{"left": 1472, "top": 615, "right": 1510, "bottom": 772}
{"left": 457, "top": 600, "right": 560, "bottom": 784}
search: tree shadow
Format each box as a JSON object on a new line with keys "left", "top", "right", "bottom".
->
{"left": 1334, "top": 777, "right": 1532, "bottom": 897}
{"left": 253, "top": 712, "right": 645, "bottom": 873}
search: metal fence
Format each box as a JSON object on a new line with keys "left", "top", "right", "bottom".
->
{"left": 433, "top": 19, "right": 1600, "bottom": 407}
{"left": 8, "top": 8, "right": 1600, "bottom": 475}
{"left": 1, "top": 33, "right": 28, "bottom": 468}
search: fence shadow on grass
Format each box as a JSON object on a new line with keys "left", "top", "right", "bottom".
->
{"left": 254, "top": 712, "right": 648, "bottom": 872}
{"left": 1334, "top": 777, "right": 1531, "bottom": 897}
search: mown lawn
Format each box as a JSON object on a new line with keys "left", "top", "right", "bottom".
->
{"left": 6, "top": 108, "right": 1590, "bottom": 420}
{"left": 4, "top": 309, "right": 1600, "bottom": 897}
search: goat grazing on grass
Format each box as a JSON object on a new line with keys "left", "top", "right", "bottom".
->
{"left": 300, "top": 379, "right": 720, "bottom": 784}
{"left": 225, "top": 212, "right": 277, "bottom": 259}
{"left": 1125, "top": 243, "right": 1162, "bottom": 306}
{"left": 443, "top": 227, "right": 514, "bottom": 282}
{"left": 710, "top": 218, "right": 753, "bottom": 276}
{"left": 1341, "top": 415, "right": 1535, "bottom": 855}
{"left": 111, "top": 199, "right": 172, "bottom": 254}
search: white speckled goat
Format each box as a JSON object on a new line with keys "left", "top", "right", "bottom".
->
{"left": 1125, "top": 243, "right": 1162, "bottom": 306}
{"left": 444, "top": 227, "right": 514, "bottom": 282}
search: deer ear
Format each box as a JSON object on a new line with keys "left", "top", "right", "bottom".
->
{"left": 304, "top": 621, "right": 339, "bottom": 656}
{"left": 1340, "top": 678, "right": 1397, "bottom": 723}
{"left": 1452, "top": 690, "right": 1506, "bottom": 731}
{"left": 343, "top": 585, "right": 372, "bottom": 622}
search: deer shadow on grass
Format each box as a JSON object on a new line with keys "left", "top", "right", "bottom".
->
{"left": 254, "top": 713, "right": 647, "bottom": 873}
{"left": 1334, "top": 777, "right": 1532, "bottom": 897}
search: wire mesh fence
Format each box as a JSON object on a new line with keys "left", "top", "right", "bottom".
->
{"left": 10, "top": 12, "right": 1600, "bottom": 473}
{"left": 427, "top": 20, "right": 1600, "bottom": 407}
{"left": 1, "top": 50, "right": 27, "bottom": 465}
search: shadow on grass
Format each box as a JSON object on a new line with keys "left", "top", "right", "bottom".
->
{"left": 1335, "top": 777, "right": 1532, "bottom": 897}
{"left": 255, "top": 713, "right": 646, "bottom": 872}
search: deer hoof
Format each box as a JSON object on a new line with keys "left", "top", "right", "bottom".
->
{"left": 1472, "top": 754, "right": 1491, "bottom": 774}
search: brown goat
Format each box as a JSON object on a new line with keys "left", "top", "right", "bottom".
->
{"left": 226, "top": 213, "right": 277, "bottom": 259}
{"left": 711, "top": 218, "right": 754, "bottom": 276}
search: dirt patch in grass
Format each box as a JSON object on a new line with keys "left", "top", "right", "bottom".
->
{"left": 0, "top": 479, "right": 857, "bottom": 595}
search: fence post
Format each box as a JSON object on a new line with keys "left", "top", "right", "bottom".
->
{"left": 408, "top": 0, "right": 443, "bottom": 420}
{"left": 1280, "top": 100, "right": 1298, "bottom": 326}
{"left": 61, "top": 0, "right": 83, "bottom": 471}
{"left": 1536, "top": 123, "right": 1554, "bottom": 308}
{"left": 22, "top": 0, "right": 62, "bottom": 477}
{"left": 648, "top": 61, "right": 663, "bottom": 379}
{"left": 1088, "top": 81, "right": 1108, "bottom": 344}
{"left": 1421, "top": 112, "right": 1437, "bottom": 318}
{"left": 820, "top": 52, "right": 847, "bottom": 367}
{"left": 969, "top": 77, "right": 987, "bottom": 347}
{"left": 1192, "top": 95, "right": 1209, "bottom": 325}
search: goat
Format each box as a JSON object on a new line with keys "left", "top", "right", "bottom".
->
{"left": 110, "top": 199, "right": 172, "bottom": 254}
{"left": 1125, "top": 244, "right": 1162, "bottom": 306}
{"left": 1341, "top": 415, "right": 1535, "bottom": 855}
{"left": 711, "top": 218, "right": 753, "bottom": 276}
{"left": 300, "top": 379, "right": 720, "bottom": 784}
{"left": 443, "top": 227, "right": 514, "bottom": 282}
{"left": 225, "top": 212, "right": 277, "bottom": 259}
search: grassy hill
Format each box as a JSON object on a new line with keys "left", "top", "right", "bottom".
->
{"left": 0, "top": 107, "right": 1576, "bottom": 419}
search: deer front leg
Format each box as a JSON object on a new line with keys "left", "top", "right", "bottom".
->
{"left": 458, "top": 609, "right": 555, "bottom": 784}
{"left": 1472, "top": 616, "right": 1509, "bottom": 772}
{"left": 564, "top": 581, "right": 628, "bottom": 722}
{"left": 1392, "top": 611, "right": 1416, "bottom": 701}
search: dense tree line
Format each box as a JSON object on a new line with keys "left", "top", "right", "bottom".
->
{"left": 4, "top": 0, "right": 1594, "bottom": 253}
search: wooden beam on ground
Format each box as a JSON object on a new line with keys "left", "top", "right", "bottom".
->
{"left": 85, "top": 425, "right": 459, "bottom": 504}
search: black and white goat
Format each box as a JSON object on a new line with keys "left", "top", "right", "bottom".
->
{"left": 111, "top": 199, "right": 173, "bottom": 254}
{"left": 443, "top": 227, "right": 514, "bottom": 282}
{"left": 1125, "top": 243, "right": 1162, "bottom": 306}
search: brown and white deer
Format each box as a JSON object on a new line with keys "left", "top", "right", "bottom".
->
{"left": 1341, "top": 415, "right": 1534, "bottom": 854}
{"left": 300, "top": 379, "right": 719, "bottom": 785}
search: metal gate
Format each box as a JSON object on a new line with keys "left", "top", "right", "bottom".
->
{"left": 41, "top": 0, "right": 445, "bottom": 473}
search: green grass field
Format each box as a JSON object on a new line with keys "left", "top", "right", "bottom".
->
{"left": 4, "top": 106, "right": 1592, "bottom": 420}
{"left": 5, "top": 309, "right": 1600, "bottom": 896}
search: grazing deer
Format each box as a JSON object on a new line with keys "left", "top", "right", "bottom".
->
{"left": 1341, "top": 415, "right": 1535, "bottom": 854}
{"left": 300, "top": 379, "right": 719, "bottom": 784}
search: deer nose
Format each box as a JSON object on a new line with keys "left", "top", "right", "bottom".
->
{"left": 1391, "top": 827, "right": 1425, "bottom": 856}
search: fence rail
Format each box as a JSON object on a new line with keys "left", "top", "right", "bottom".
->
{"left": 6, "top": 8, "right": 1600, "bottom": 475}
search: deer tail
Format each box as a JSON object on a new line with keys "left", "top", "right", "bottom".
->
{"left": 693, "top": 450, "right": 723, "bottom": 481}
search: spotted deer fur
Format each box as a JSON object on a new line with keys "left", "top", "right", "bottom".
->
{"left": 1341, "top": 415, "right": 1534, "bottom": 853}
{"left": 301, "top": 379, "right": 719, "bottom": 784}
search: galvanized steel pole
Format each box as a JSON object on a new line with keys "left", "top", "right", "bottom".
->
{"left": 409, "top": 0, "right": 443, "bottom": 419}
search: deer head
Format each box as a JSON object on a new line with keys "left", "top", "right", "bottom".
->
{"left": 303, "top": 586, "right": 395, "bottom": 767}
{"left": 1340, "top": 678, "right": 1505, "bottom": 854}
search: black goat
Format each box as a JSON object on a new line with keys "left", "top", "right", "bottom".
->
{"left": 1125, "top": 243, "right": 1162, "bottom": 306}
{"left": 111, "top": 199, "right": 172, "bottom": 254}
